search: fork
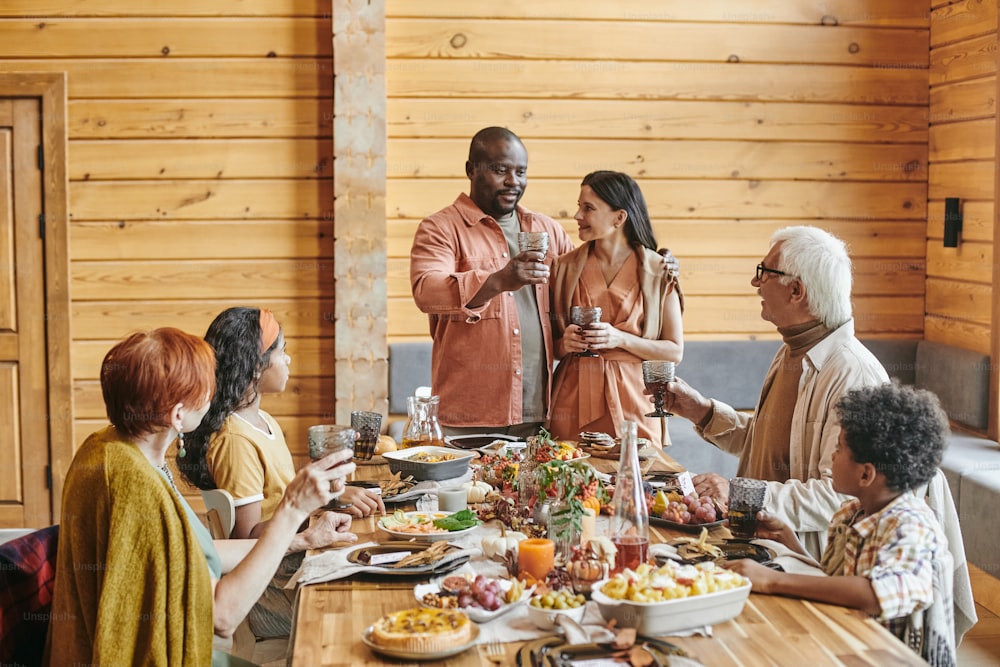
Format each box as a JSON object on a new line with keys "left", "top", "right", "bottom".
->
{"left": 484, "top": 639, "right": 506, "bottom": 665}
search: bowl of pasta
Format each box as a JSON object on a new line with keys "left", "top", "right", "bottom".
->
{"left": 589, "top": 561, "right": 750, "bottom": 636}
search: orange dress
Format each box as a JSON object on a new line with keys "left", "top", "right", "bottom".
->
{"left": 549, "top": 245, "right": 679, "bottom": 446}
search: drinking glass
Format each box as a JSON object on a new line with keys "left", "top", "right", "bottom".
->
{"left": 642, "top": 360, "right": 675, "bottom": 417}
{"left": 308, "top": 424, "right": 355, "bottom": 507}
{"left": 727, "top": 477, "right": 767, "bottom": 540}
{"left": 517, "top": 231, "right": 549, "bottom": 256}
{"left": 350, "top": 410, "right": 382, "bottom": 462}
{"left": 570, "top": 305, "right": 602, "bottom": 358}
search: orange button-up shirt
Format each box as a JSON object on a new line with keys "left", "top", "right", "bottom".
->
{"left": 410, "top": 193, "right": 575, "bottom": 427}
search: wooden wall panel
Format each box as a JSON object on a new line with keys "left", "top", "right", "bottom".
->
{"left": 385, "top": 3, "right": 931, "bottom": 357}
{"left": 389, "top": 1, "right": 928, "bottom": 26}
{"left": 0, "top": 1, "right": 328, "bottom": 16}
{"left": 389, "top": 99, "right": 929, "bottom": 143}
{"left": 0, "top": 5, "right": 339, "bottom": 484}
{"left": 389, "top": 20, "right": 926, "bottom": 66}
{"left": 69, "top": 99, "right": 333, "bottom": 139}
{"left": 0, "top": 19, "right": 331, "bottom": 57}
{"left": 926, "top": 0, "right": 995, "bottom": 383}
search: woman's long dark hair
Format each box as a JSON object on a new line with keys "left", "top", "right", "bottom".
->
{"left": 581, "top": 170, "right": 658, "bottom": 251}
{"left": 177, "top": 307, "right": 278, "bottom": 489}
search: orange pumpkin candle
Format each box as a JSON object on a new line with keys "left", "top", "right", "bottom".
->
{"left": 517, "top": 538, "right": 554, "bottom": 581}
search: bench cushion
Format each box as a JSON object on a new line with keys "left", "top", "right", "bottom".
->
{"left": 957, "top": 468, "right": 1000, "bottom": 573}
{"left": 677, "top": 340, "right": 782, "bottom": 411}
{"left": 388, "top": 342, "right": 432, "bottom": 414}
{"left": 859, "top": 338, "right": 918, "bottom": 385}
{"left": 916, "top": 341, "right": 990, "bottom": 431}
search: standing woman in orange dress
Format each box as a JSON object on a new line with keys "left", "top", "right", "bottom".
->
{"left": 549, "top": 170, "right": 683, "bottom": 447}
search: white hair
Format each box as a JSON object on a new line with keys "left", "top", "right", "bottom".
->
{"left": 770, "top": 226, "right": 853, "bottom": 328}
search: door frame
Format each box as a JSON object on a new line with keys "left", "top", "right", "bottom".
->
{"left": 0, "top": 72, "right": 71, "bottom": 524}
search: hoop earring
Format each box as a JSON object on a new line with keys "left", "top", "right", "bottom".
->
{"left": 177, "top": 432, "right": 187, "bottom": 458}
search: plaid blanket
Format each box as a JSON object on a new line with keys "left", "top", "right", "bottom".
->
{"left": 0, "top": 526, "right": 59, "bottom": 665}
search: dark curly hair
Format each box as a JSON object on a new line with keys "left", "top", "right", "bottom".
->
{"left": 177, "top": 307, "right": 280, "bottom": 489}
{"left": 836, "top": 382, "right": 948, "bottom": 492}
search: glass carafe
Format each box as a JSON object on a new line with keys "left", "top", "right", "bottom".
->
{"left": 608, "top": 420, "right": 649, "bottom": 573}
{"left": 400, "top": 395, "right": 445, "bottom": 448}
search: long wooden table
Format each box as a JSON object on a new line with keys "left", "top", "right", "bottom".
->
{"left": 290, "top": 454, "right": 924, "bottom": 666}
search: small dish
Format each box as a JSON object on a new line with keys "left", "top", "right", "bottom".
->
{"left": 360, "top": 622, "right": 480, "bottom": 660}
{"left": 526, "top": 599, "right": 586, "bottom": 630}
{"left": 414, "top": 578, "right": 532, "bottom": 623}
{"left": 377, "top": 511, "right": 479, "bottom": 542}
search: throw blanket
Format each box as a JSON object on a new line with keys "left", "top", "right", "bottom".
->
{"left": 0, "top": 526, "right": 59, "bottom": 665}
{"left": 922, "top": 470, "right": 977, "bottom": 647}
{"left": 45, "top": 427, "right": 214, "bottom": 666}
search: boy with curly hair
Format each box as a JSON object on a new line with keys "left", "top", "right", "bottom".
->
{"left": 728, "top": 382, "right": 955, "bottom": 666}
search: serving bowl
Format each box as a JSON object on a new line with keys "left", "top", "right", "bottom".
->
{"left": 589, "top": 573, "right": 751, "bottom": 636}
{"left": 383, "top": 446, "right": 476, "bottom": 481}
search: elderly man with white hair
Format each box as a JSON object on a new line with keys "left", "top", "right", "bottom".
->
{"left": 664, "top": 226, "right": 889, "bottom": 557}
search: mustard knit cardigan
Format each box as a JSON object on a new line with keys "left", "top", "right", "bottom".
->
{"left": 45, "top": 426, "right": 214, "bottom": 666}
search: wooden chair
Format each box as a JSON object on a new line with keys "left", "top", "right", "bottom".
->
{"left": 200, "top": 488, "right": 235, "bottom": 539}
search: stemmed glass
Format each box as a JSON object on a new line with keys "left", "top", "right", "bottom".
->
{"left": 570, "top": 306, "right": 602, "bottom": 357}
{"left": 642, "top": 360, "right": 676, "bottom": 417}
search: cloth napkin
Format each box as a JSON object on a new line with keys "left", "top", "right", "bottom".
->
{"left": 387, "top": 470, "right": 474, "bottom": 506}
{"left": 286, "top": 541, "right": 480, "bottom": 588}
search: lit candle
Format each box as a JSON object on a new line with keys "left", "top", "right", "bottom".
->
{"left": 580, "top": 507, "right": 596, "bottom": 547}
{"left": 517, "top": 538, "right": 554, "bottom": 581}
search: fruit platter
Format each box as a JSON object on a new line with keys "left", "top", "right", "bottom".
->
{"left": 648, "top": 490, "right": 727, "bottom": 533}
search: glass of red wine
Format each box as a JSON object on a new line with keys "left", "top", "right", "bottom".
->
{"left": 642, "top": 360, "right": 675, "bottom": 418}
{"left": 570, "top": 305, "right": 602, "bottom": 358}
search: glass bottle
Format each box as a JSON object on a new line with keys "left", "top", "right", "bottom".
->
{"left": 518, "top": 435, "right": 540, "bottom": 510}
{"left": 400, "top": 395, "right": 445, "bottom": 448}
{"left": 422, "top": 395, "right": 445, "bottom": 447}
{"left": 608, "top": 420, "right": 649, "bottom": 573}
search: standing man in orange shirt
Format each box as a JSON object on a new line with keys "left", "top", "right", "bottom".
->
{"left": 410, "top": 127, "right": 575, "bottom": 438}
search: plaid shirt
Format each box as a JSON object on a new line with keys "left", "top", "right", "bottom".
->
{"left": 824, "top": 492, "right": 942, "bottom": 634}
{"left": 0, "top": 526, "right": 59, "bottom": 664}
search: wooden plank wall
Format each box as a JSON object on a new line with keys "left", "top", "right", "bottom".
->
{"left": 385, "top": 0, "right": 931, "bottom": 345}
{"left": 927, "top": 0, "right": 997, "bottom": 356}
{"left": 0, "top": 1, "right": 335, "bottom": 471}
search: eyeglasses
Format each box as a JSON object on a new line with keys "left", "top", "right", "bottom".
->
{"left": 755, "top": 263, "right": 793, "bottom": 281}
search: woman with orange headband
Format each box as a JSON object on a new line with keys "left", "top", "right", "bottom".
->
{"left": 179, "top": 306, "right": 382, "bottom": 642}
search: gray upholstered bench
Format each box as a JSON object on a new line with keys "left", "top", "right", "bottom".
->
{"left": 387, "top": 342, "right": 432, "bottom": 442}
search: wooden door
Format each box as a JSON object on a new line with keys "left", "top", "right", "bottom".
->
{"left": 0, "top": 98, "right": 51, "bottom": 527}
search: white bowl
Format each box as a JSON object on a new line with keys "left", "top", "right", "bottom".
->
{"left": 526, "top": 598, "right": 587, "bottom": 630}
{"left": 590, "top": 577, "right": 751, "bottom": 636}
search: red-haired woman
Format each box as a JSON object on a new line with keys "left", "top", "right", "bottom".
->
{"left": 45, "top": 328, "right": 355, "bottom": 666}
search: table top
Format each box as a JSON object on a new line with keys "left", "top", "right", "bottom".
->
{"left": 290, "top": 451, "right": 922, "bottom": 666}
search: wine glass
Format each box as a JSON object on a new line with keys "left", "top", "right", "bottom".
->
{"left": 642, "top": 361, "right": 675, "bottom": 417}
{"left": 570, "top": 306, "right": 602, "bottom": 357}
{"left": 308, "top": 424, "right": 356, "bottom": 510}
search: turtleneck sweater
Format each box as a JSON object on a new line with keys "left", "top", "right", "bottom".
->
{"left": 742, "top": 319, "right": 834, "bottom": 481}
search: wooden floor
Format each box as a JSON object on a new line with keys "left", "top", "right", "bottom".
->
{"left": 958, "top": 565, "right": 1000, "bottom": 665}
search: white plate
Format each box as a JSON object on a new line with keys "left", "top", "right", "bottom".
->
{"left": 361, "top": 621, "right": 480, "bottom": 660}
{"left": 377, "top": 511, "right": 480, "bottom": 542}
{"left": 414, "top": 578, "right": 532, "bottom": 623}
